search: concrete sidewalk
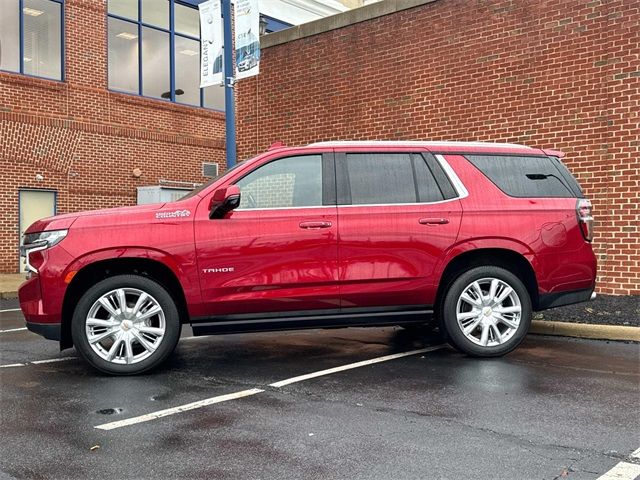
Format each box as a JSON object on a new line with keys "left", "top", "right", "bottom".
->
{"left": 0, "top": 274, "right": 23, "bottom": 299}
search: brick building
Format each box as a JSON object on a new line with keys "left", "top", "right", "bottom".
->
{"left": 0, "top": 0, "right": 376, "bottom": 275}
{"left": 236, "top": 0, "right": 640, "bottom": 295}
{"left": 0, "top": 0, "right": 232, "bottom": 273}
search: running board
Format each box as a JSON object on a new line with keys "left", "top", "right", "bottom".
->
{"left": 191, "top": 308, "right": 433, "bottom": 336}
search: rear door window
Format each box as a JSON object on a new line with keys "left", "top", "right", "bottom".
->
{"left": 465, "top": 155, "right": 581, "bottom": 198}
{"left": 340, "top": 153, "right": 446, "bottom": 205}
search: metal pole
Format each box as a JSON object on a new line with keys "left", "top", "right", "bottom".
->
{"left": 222, "top": 0, "right": 236, "bottom": 168}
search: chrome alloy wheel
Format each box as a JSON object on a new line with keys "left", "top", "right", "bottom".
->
{"left": 85, "top": 288, "right": 166, "bottom": 365}
{"left": 455, "top": 277, "right": 522, "bottom": 347}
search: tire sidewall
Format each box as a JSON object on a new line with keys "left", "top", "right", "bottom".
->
{"left": 442, "top": 266, "right": 532, "bottom": 357}
{"left": 71, "top": 274, "right": 180, "bottom": 375}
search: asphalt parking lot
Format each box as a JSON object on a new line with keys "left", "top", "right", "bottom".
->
{"left": 1, "top": 298, "right": 639, "bottom": 480}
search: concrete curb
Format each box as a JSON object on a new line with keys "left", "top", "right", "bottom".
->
{"left": 1, "top": 291, "right": 18, "bottom": 300}
{"left": 531, "top": 320, "right": 640, "bottom": 342}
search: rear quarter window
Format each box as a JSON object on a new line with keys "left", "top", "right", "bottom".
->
{"left": 465, "top": 155, "right": 583, "bottom": 198}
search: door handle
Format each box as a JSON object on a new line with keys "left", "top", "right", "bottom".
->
{"left": 419, "top": 218, "right": 450, "bottom": 225}
{"left": 299, "top": 221, "right": 332, "bottom": 229}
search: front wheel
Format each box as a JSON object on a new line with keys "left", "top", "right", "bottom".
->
{"left": 71, "top": 275, "right": 181, "bottom": 375}
{"left": 441, "top": 266, "right": 532, "bottom": 357}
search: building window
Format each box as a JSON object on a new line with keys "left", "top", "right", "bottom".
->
{"left": 107, "top": 0, "right": 225, "bottom": 111}
{"left": 0, "top": 0, "right": 64, "bottom": 81}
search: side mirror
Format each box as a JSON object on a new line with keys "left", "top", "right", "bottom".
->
{"left": 209, "top": 185, "right": 241, "bottom": 219}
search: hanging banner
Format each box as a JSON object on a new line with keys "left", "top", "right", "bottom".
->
{"left": 199, "top": 0, "right": 224, "bottom": 88}
{"left": 234, "top": 0, "right": 260, "bottom": 80}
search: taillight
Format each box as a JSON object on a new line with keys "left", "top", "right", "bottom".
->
{"left": 576, "top": 199, "right": 594, "bottom": 242}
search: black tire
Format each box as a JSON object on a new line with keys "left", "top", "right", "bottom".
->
{"left": 71, "top": 274, "right": 181, "bottom": 375}
{"left": 441, "top": 266, "right": 532, "bottom": 357}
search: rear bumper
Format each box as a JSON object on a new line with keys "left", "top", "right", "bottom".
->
{"left": 26, "top": 322, "right": 61, "bottom": 341}
{"left": 537, "top": 287, "right": 595, "bottom": 310}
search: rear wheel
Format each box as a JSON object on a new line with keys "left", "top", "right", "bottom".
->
{"left": 441, "top": 266, "right": 531, "bottom": 357}
{"left": 71, "top": 274, "right": 180, "bottom": 375}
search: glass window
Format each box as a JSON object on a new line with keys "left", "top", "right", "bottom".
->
{"left": 107, "top": 1, "right": 223, "bottom": 110}
{"left": 23, "top": 0, "right": 62, "bottom": 80}
{"left": 141, "top": 27, "right": 170, "bottom": 99}
{"left": 175, "top": 3, "right": 199, "bottom": 37}
{"left": 1, "top": 0, "right": 63, "bottom": 80}
{"left": 236, "top": 156, "right": 323, "bottom": 209}
{"left": 466, "top": 155, "right": 580, "bottom": 198}
{"left": 414, "top": 156, "right": 445, "bottom": 203}
{"left": 0, "top": 0, "right": 20, "bottom": 72}
{"left": 142, "top": 0, "right": 169, "bottom": 29}
{"left": 108, "top": 17, "right": 138, "bottom": 94}
{"left": 345, "top": 153, "right": 417, "bottom": 205}
{"left": 108, "top": 0, "right": 138, "bottom": 20}
{"left": 175, "top": 36, "right": 200, "bottom": 106}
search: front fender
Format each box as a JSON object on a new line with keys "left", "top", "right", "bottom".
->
{"left": 62, "top": 247, "right": 200, "bottom": 304}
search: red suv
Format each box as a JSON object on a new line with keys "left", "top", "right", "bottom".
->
{"left": 19, "top": 141, "right": 596, "bottom": 375}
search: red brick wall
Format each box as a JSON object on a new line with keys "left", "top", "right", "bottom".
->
{"left": 236, "top": 0, "right": 640, "bottom": 295}
{"left": 0, "top": 0, "right": 226, "bottom": 273}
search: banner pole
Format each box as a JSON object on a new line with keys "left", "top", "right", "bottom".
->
{"left": 222, "top": 0, "right": 236, "bottom": 168}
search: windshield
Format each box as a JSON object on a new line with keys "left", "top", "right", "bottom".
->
{"left": 178, "top": 161, "right": 246, "bottom": 201}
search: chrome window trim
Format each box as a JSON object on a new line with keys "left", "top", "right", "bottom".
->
{"left": 235, "top": 205, "right": 334, "bottom": 212}
{"left": 434, "top": 154, "right": 469, "bottom": 199}
{"left": 336, "top": 198, "right": 460, "bottom": 208}
{"left": 234, "top": 153, "right": 468, "bottom": 211}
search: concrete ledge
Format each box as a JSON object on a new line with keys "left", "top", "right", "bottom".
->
{"left": 1, "top": 291, "right": 18, "bottom": 300}
{"left": 531, "top": 320, "right": 640, "bottom": 342}
{"left": 261, "top": 0, "right": 439, "bottom": 48}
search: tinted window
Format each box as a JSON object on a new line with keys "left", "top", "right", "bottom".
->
{"left": 344, "top": 153, "right": 446, "bottom": 205}
{"left": 414, "top": 156, "right": 445, "bottom": 202}
{"left": 236, "top": 155, "right": 323, "bottom": 209}
{"left": 423, "top": 153, "right": 458, "bottom": 199}
{"left": 549, "top": 156, "right": 584, "bottom": 197}
{"left": 466, "top": 155, "right": 578, "bottom": 198}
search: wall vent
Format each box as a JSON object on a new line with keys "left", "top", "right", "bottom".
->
{"left": 203, "top": 162, "right": 219, "bottom": 178}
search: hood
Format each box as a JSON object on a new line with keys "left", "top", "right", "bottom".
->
{"left": 25, "top": 202, "right": 167, "bottom": 234}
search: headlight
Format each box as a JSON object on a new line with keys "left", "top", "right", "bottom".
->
{"left": 23, "top": 229, "right": 68, "bottom": 250}
{"left": 20, "top": 229, "right": 68, "bottom": 274}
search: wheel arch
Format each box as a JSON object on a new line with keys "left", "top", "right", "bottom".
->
{"left": 60, "top": 256, "right": 190, "bottom": 350}
{"left": 434, "top": 247, "right": 540, "bottom": 315}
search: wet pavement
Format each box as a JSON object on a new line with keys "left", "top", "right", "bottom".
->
{"left": 1, "top": 298, "right": 639, "bottom": 480}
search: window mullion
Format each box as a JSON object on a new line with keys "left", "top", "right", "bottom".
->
{"left": 169, "top": 0, "right": 175, "bottom": 103}
{"left": 19, "top": 0, "right": 24, "bottom": 74}
{"left": 137, "top": 20, "right": 142, "bottom": 94}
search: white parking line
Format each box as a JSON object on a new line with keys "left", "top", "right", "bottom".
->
{"left": 0, "top": 308, "right": 22, "bottom": 313}
{"left": 631, "top": 447, "right": 640, "bottom": 460}
{"left": 269, "top": 345, "right": 445, "bottom": 388}
{"left": 95, "top": 388, "right": 265, "bottom": 430}
{"left": 596, "top": 461, "right": 640, "bottom": 480}
{"left": 0, "top": 357, "right": 77, "bottom": 368}
{"left": 0, "top": 327, "right": 27, "bottom": 333}
{"left": 95, "top": 344, "right": 446, "bottom": 431}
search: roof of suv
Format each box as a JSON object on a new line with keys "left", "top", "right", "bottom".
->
{"left": 307, "top": 140, "right": 548, "bottom": 156}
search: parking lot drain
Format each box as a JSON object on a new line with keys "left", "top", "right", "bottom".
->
{"left": 96, "top": 408, "right": 123, "bottom": 415}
